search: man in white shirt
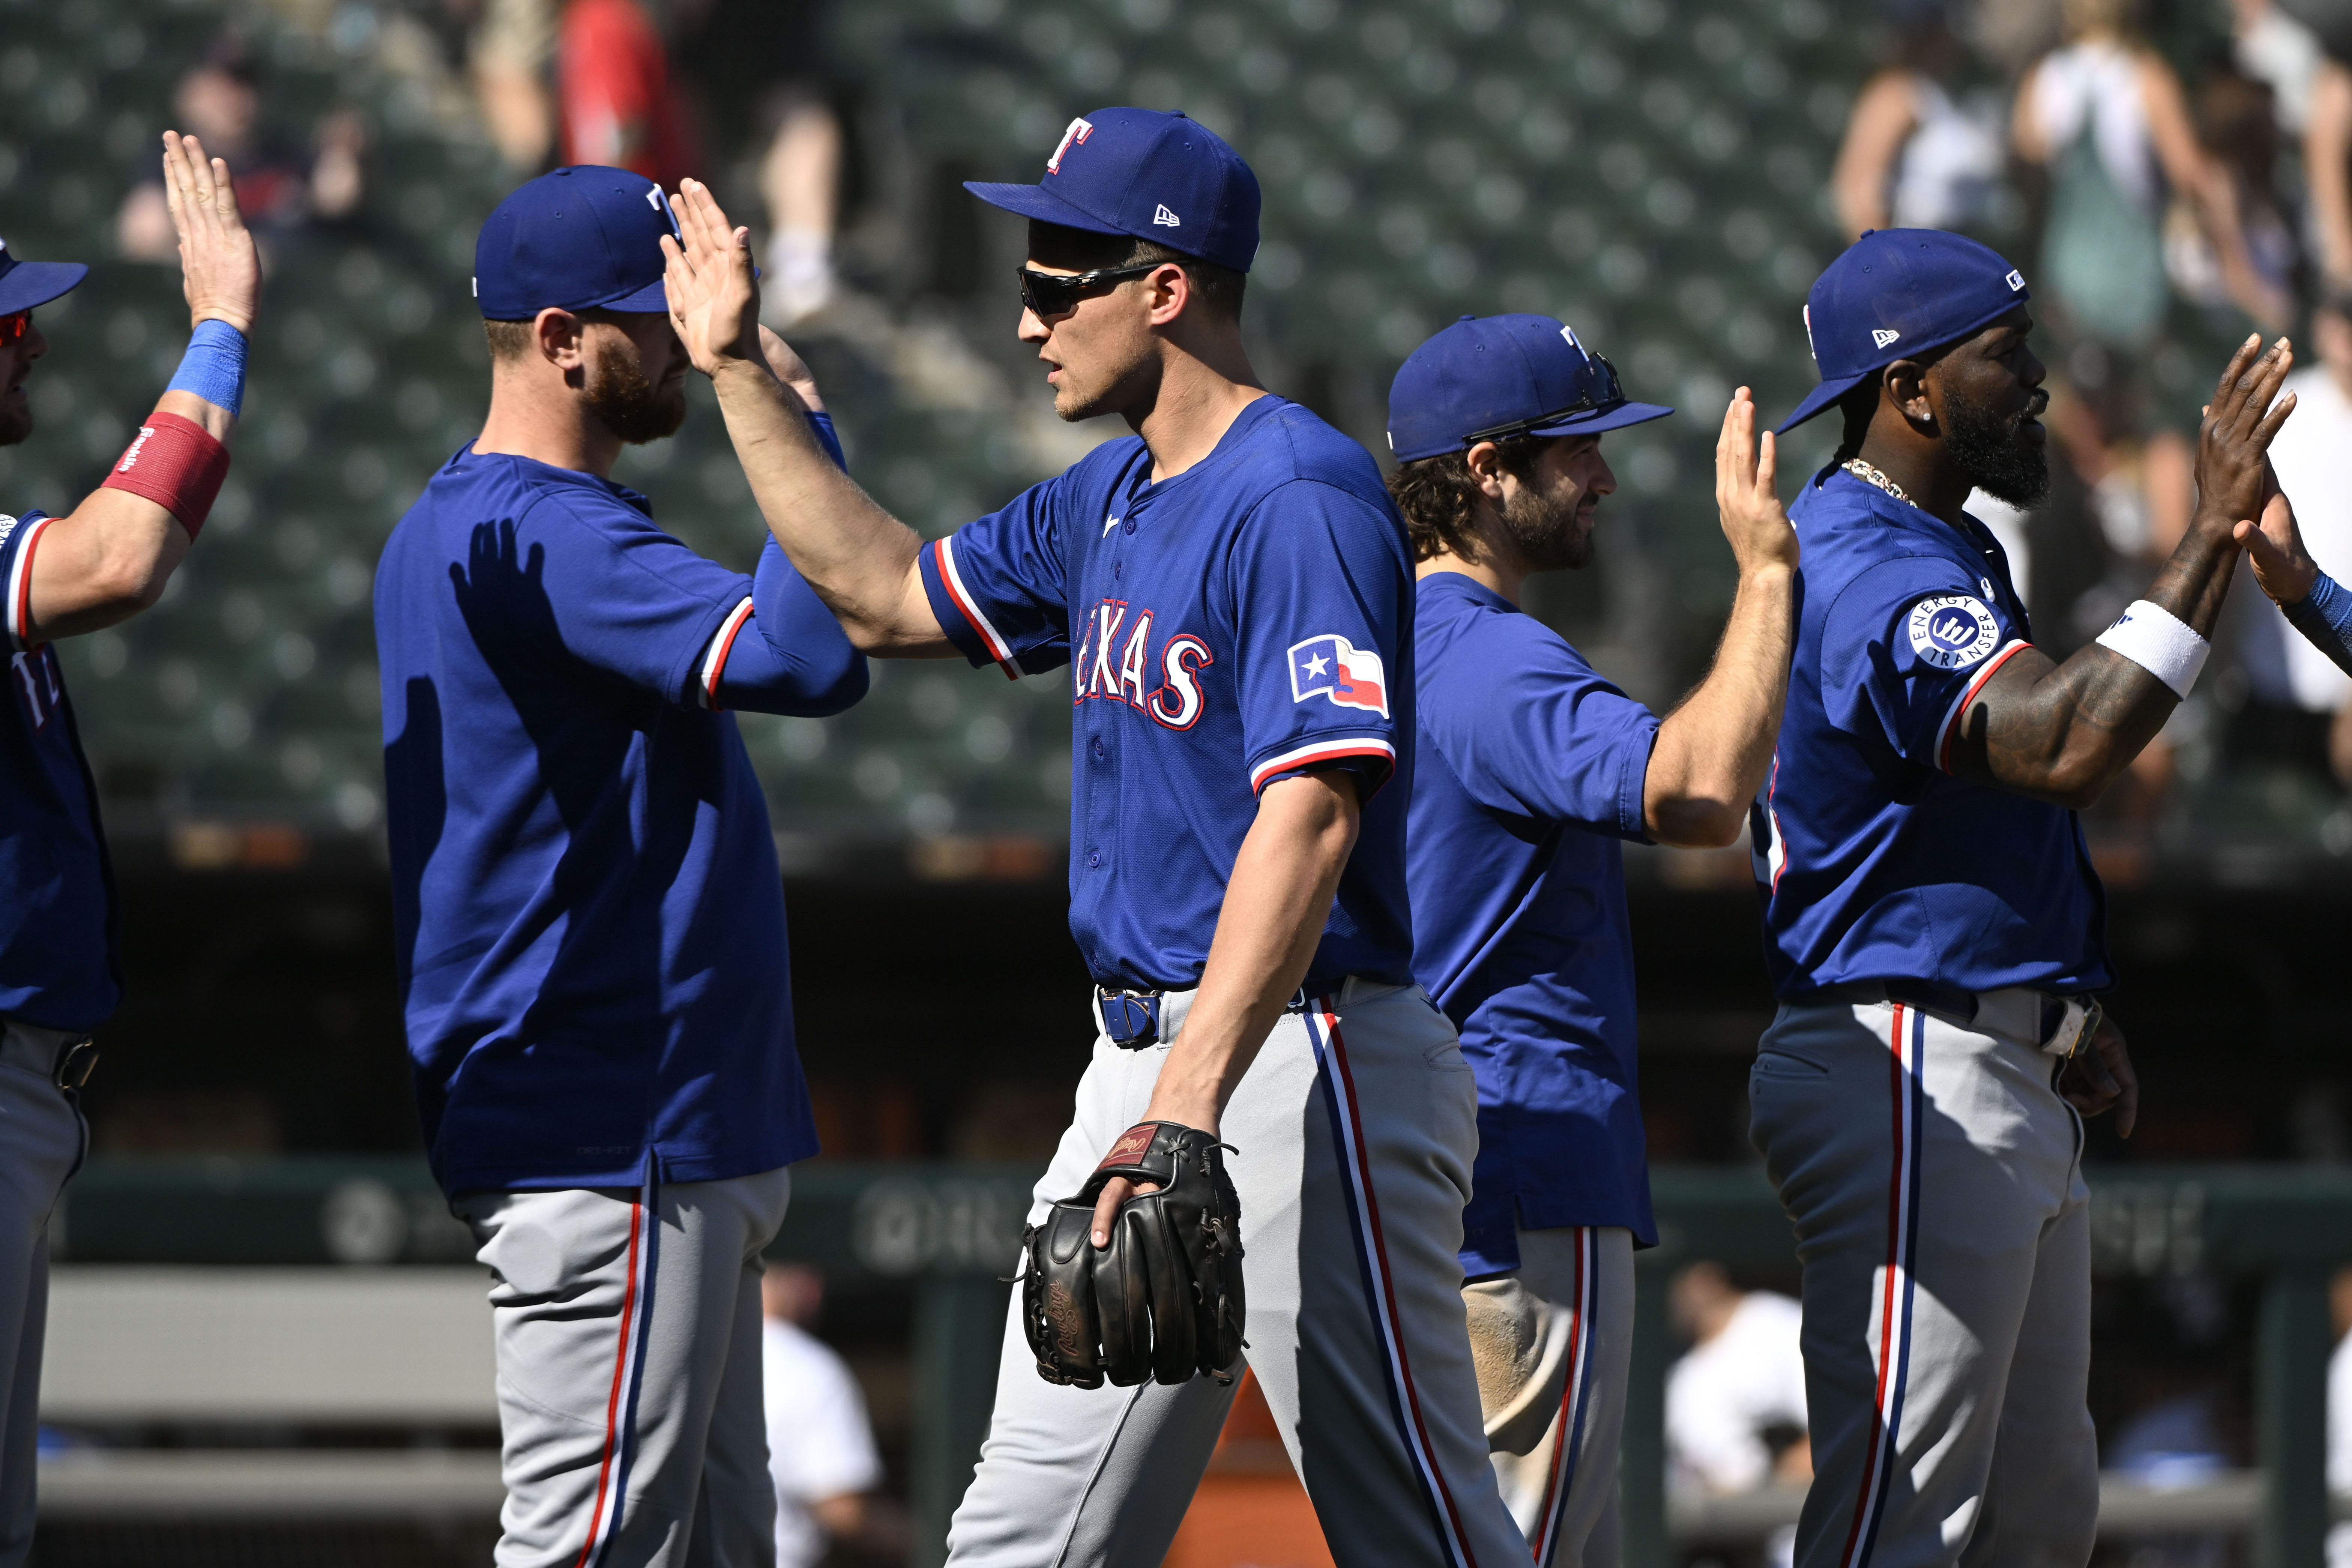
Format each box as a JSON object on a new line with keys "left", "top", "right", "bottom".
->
{"left": 763, "top": 1263, "right": 885, "bottom": 1568}
{"left": 2240, "top": 291, "right": 2352, "bottom": 782}
{"left": 1664, "top": 1261, "right": 1811, "bottom": 1496}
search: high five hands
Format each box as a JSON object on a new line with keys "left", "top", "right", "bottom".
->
{"left": 1715, "top": 386, "right": 1798, "bottom": 575}
{"left": 661, "top": 179, "right": 763, "bottom": 378}
{"left": 160, "top": 129, "right": 259, "bottom": 337}
{"left": 661, "top": 179, "right": 824, "bottom": 411}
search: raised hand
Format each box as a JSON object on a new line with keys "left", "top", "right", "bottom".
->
{"left": 2232, "top": 473, "right": 2320, "bottom": 606}
{"left": 161, "top": 130, "right": 259, "bottom": 335}
{"left": 1715, "top": 386, "right": 1797, "bottom": 575}
{"left": 660, "top": 177, "right": 761, "bottom": 378}
{"left": 2193, "top": 335, "right": 2296, "bottom": 535}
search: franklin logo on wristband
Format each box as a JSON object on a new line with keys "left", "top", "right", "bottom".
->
{"left": 98, "top": 412, "right": 229, "bottom": 540}
{"left": 114, "top": 425, "right": 159, "bottom": 473}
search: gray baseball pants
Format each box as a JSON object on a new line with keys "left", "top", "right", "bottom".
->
{"left": 0, "top": 1021, "right": 86, "bottom": 1568}
{"left": 946, "top": 978, "right": 1527, "bottom": 1568}
{"left": 454, "top": 1166, "right": 794, "bottom": 1568}
{"left": 1748, "top": 997, "right": 2097, "bottom": 1568}
{"left": 1464, "top": 1224, "right": 1635, "bottom": 1567}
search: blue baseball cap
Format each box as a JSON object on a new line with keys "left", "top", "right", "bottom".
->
{"left": 1777, "top": 228, "right": 2031, "bottom": 434}
{"left": 474, "top": 166, "right": 680, "bottom": 320}
{"left": 0, "top": 238, "right": 87, "bottom": 317}
{"left": 1386, "top": 314, "right": 1673, "bottom": 463}
{"left": 965, "top": 108, "right": 1260, "bottom": 274}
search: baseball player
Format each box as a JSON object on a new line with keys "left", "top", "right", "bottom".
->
{"left": 1382, "top": 315, "right": 1798, "bottom": 1565}
{"left": 0, "top": 132, "right": 258, "bottom": 1560}
{"left": 659, "top": 108, "right": 1532, "bottom": 1567}
{"left": 372, "top": 166, "right": 868, "bottom": 1566}
{"left": 1753, "top": 228, "right": 2291, "bottom": 1567}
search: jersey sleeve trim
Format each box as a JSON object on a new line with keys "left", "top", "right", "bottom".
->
{"left": 1248, "top": 736, "right": 1397, "bottom": 795}
{"left": 1934, "top": 638, "right": 2033, "bottom": 773}
{"left": 6, "top": 514, "right": 57, "bottom": 652}
{"left": 696, "top": 596, "right": 756, "bottom": 711}
{"left": 930, "top": 537, "right": 1020, "bottom": 681}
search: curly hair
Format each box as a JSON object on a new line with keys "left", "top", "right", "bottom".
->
{"left": 1386, "top": 442, "right": 1546, "bottom": 563}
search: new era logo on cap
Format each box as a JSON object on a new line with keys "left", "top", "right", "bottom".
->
{"left": 1153, "top": 204, "right": 1181, "bottom": 227}
{"left": 1872, "top": 327, "right": 1900, "bottom": 348}
{"left": 2006, "top": 269, "right": 2026, "bottom": 291}
{"left": 1047, "top": 117, "right": 1094, "bottom": 175}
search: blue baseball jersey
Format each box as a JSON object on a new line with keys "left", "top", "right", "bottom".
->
{"left": 1752, "top": 468, "right": 2112, "bottom": 998}
{"left": 375, "top": 422, "right": 867, "bottom": 1196}
{"left": 1408, "top": 572, "right": 1660, "bottom": 1273}
{"left": 0, "top": 511, "right": 121, "bottom": 1033}
{"left": 918, "top": 395, "right": 1414, "bottom": 991}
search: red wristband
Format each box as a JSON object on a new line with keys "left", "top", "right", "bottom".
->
{"left": 99, "top": 411, "right": 230, "bottom": 539}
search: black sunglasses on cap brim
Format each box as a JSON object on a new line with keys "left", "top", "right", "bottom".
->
{"left": 1459, "top": 354, "right": 1627, "bottom": 446}
{"left": 1016, "top": 261, "right": 1171, "bottom": 319}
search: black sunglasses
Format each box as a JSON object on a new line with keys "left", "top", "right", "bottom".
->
{"left": 1016, "top": 261, "right": 1170, "bottom": 319}
{"left": 1460, "top": 354, "right": 1627, "bottom": 446}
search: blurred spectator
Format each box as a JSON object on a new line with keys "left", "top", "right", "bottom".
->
{"left": 675, "top": 0, "right": 846, "bottom": 327}
{"left": 2014, "top": 0, "right": 2289, "bottom": 344}
{"left": 469, "top": 0, "right": 559, "bottom": 173}
{"left": 2166, "top": 73, "right": 2300, "bottom": 332}
{"left": 557, "top": 0, "right": 698, "bottom": 190}
{"left": 2241, "top": 288, "right": 2352, "bottom": 786}
{"left": 2234, "top": 0, "right": 2326, "bottom": 134}
{"left": 115, "top": 34, "right": 364, "bottom": 263}
{"left": 2106, "top": 1367, "right": 2233, "bottom": 1568}
{"left": 1832, "top": 6, "right": 2007, "bottom": 240}
{"left": 761, "top": 1263, "right": 901, "bottom": 1568}
{"left": 1665, "top": 1263, "right": 1810, "bottom": 1495}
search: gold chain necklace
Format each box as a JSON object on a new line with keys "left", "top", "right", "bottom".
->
{"left": 1840, "top": 457, "right": 1921, "bottom": 509}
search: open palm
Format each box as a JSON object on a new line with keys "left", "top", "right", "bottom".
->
{"left": 661, "top": 178, "right": 761, "bottom": 377}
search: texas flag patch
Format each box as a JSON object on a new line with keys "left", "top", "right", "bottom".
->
{"left": 1290, "top": 634, "right": 1389, "bottom": 717}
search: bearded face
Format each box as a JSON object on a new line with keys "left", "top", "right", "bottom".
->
{"left": 583, "top": 330, "right": 687, "bottom": 446}
{"left": 1499, "top": 466, "right": 1596, "bottom": 572}
{"left": 1939, "top": 374, "right": 2051, "bottom": 509}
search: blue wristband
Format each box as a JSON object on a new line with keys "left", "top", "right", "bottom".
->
{"left": 166, "top": 319, "right": 248, "bottom": 418}
{"left": 2284, "top": 571, "right": 2352, "bottom": 679}
{"left": 807, "top": 410, "right": 845, "bottom": 474}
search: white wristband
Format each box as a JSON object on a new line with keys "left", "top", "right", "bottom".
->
{"left": 2094, "top": 599, "right": 2209, "bottom": 699}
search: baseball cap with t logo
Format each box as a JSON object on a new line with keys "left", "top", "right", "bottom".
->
{"left": 473, "top": 165, "right": 682, "bottom": 320}
{"left": 964, "top": 107, "right": 1260, "bottom": 274}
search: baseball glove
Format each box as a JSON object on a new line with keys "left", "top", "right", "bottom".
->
{"left": 1021, "top": 1120, "right": 1246, "bottom": 1388}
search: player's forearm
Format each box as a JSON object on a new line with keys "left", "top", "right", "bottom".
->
{"left": 707, "top": 357, "right": 945, "bottom": 654}
{"left": 1146, "top": 770, "right": 1361, "bottom": 1132}
{"left": 1645, "top": 564, "right": 1793, "bottom": 846}
{"left": 1964, "top": 516, "right": 2238, "bottom": 804}
{"left": 26, "top": 391, "right": 234, "bottom": 641}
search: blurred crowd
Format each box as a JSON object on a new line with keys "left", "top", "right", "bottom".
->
{"left": 1835, "top": 0, "right": 2352, "bottom": 820}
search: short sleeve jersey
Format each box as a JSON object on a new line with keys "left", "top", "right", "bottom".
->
{"left": 0, "top": 511, "right": 122, "bottom": 1032}
{"left": 1408, "top": 574, "right": 1660, "bottom": 1272}
{"left": 918, "top": 396, "right": 1414, "bottom": 991}
{"left": 375, "top": 446, "right": 830, "bottom": 1194}
{"left": 1753, "top": 468, "right": 2112, "bottom": 998}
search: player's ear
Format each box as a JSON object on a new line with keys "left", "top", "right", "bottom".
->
{"left": 1464, "top": 439, "right": 1509, "bottom": 502}
{"left": 1143, "top": 263, "right": 1190, "bottom": 329}
{"left": 1884, "top": 359, "right": 1935, "bottom": 430}
{"left": 535, "top": 307, "right": 587, "bottom": 371}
